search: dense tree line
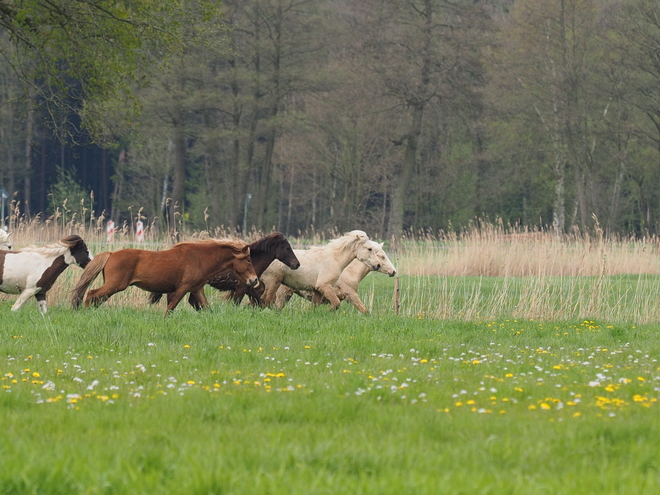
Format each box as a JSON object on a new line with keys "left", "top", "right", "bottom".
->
{"left": 1, "top": 0, "right": 660, "bottom": 237}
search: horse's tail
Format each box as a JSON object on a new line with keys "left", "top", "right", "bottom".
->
{"left": 71, "top": 251, "right": 112, "bottom": 308}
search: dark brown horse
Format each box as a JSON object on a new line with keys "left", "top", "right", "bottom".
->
{"left": 149, "top": 232, "right": 300, "bottom": 308}
{"left": 71, "top": 239, "right": 259, "bottom": 316}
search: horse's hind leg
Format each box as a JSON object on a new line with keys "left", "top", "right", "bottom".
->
{"left": 186, "top": 289, "right": 207, "bottom": 311}
{"left": 343, "top": 291, "right": 368, "bottom": 314}
{"left": 86, "top": 285, "right": 122, "bottom": 307}
{"left": 11, "top": 288, "right": 40, "bottom": 312}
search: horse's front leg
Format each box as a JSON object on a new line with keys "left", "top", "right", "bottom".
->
{"left": 164, "top": 288, "right": 195, "bottom": 315}
{"left": 275, "top": 285, "right": 295, "bottom": 309}
{"left": 315, "top": 284, "right": 341, "bottom": 310}
{"left": 260, "top": 278, "right": 283, "bottom": 307}
{"left": 35, "top": 293, "right": 48, "bottom": 314}
{"left": 11, "top": 287, "right": 40, "bottom": 312}
{"left": 186, "top": 292, "right": 203, "bottom": 310}
{"left": 246, "top": 284, "right": 267, "bottom": 307}
{"left": 148, "top": 292, "right": 163, "bottom": 305}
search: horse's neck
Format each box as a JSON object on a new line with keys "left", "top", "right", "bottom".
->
{"left": 343, "top": 260, "right": 371, "bottom": 284}
{"left": 250, "top": 249, "right": 276, "bottom": 276}
{"left": 331, "top": 243, "right": 362, "bottom": 271}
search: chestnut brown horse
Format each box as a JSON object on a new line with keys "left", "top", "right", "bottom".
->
{"left": 149, "top": 232, "right": 300, "bottom": 309}
{"left": 71, "top": 239, "right": 258, "bottom": 315}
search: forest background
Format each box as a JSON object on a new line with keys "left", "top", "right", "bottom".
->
{"left": 1, "top": 0, "right": 659, "bottom": 239}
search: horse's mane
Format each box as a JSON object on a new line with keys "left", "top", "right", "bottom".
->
{"left": 174, "top": 238, "right": 248, "bottom": 250}
{"left": 249, "top": 232, "right": 285, "bottom": 253}
{"left": 19, "top": 242, "right": 70, "bottom": 257}
{"left": 325, "top": 230, "right": 369, "bottom": 252}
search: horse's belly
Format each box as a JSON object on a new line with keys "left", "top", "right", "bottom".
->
{"left": 0, "top": 253, "right": 40, "bottom": 294}
{"left": 133, "top": 281, "right": 178, "bottom": 293}
{"left": 0, "top": 281, "right": 23, "bottom": 295}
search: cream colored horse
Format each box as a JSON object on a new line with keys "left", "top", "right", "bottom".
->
{"left": 0, "top": 229, "right": 11, "bottom": 250}
{"left": 259, "top": 230, "right": 380, "bottom": 310}
{"left": 275, "top": 241, "right": 396, "bottom": 313}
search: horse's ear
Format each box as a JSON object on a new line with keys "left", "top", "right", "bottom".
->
{"left": 377, "top": 242, "right": 383, "bottom": 249}
{"left": 238, "top": 245, "right": 250, "bottom": 257}
{"left": 60, "top": 235, "right": 82, "bottom": 248}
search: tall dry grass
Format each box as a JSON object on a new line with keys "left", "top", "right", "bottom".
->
{"left": 388, "top": 222, "right": 660, "bottom": 323}
{"left": 393, "top": 222, "right": 660, "bottom": 277}
{"left": 4, "top": 205, "right": 660, "bottom": 322}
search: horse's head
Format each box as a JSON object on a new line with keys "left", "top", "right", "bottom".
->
{"left": 355, "top": 240, "right": 396, "bottom": 275}
{"left": 233, "top": 245, "right": 259, "bottom": 287}
{"left": 368, "top": 241, "right": 397, "bottom": 276}
{"left": 273, "top": 233, "right": 300, "bottom": 270}
{"left": 61, "top": 235, "right": 94, "bottom": 268}
{"left": 0, "top": 229, "right": 11, "bottom": 250}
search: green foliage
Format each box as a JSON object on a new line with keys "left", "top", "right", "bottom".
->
{"left": 47, "top": 166, "right": 91, "bottom": 222}
{"left": 0, "top": 0, "right": 218, "bottom": 139}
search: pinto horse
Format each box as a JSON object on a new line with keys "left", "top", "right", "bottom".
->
{"left": 149, "top": 232, "right": 300, "bottom": 309}
{"left": 275, "top": 241, "right": 396, "bottom": 313}
{"left": 259, "top": 230, "right": 381, "bottom": 311}
{"left": 71, "top": 239, "right": 259, "bottom": 315}
{"left": 0, "top": 235, "right": 92, "bottom": 313}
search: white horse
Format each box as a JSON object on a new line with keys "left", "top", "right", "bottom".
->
{"left": 0, "top": 235, "right": 93, "bottom": 313}
{"left": 259, "top": 230, "right": 381, "bottom": 310}
{"left": 275, "top": 241, "right": 396, "bottom": 313}
{"left": 0, "top": 229, "right": 11, "bottom": 250}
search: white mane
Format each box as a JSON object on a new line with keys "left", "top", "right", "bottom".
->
{"left": 19, "top": 241, "right": 70, "bottom": 257}
{"left": 325, "top": 230, "right": 369, "bottom": 253}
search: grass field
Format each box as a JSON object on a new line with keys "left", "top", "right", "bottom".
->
{"left": 2, "top": 222, "right": 660, "bottom": 493}
{"left": 1, "top": 283, "right": 659, "bottom": 494}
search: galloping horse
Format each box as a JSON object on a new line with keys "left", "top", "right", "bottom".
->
{"left": 0, "top": 235, "right": 93, "bottom": 313}
{"left": 0, "top": 229, "right": 12, "bottom": 250}
{"left": 275, "top": 241, "right": 396, "bottom": 313}
{"left": 259, "top": 230, "right": 381, "bottom": 311}
{"left": 71, "top": 239, "right": 259, "bottom": 316}
{"left": 149, "top": 232, "right": 300, "bottom": 309}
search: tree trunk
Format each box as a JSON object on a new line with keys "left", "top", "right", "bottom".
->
{"left": 389, "top": 102, "right": 424, "bottom": 238}
{"left": 23, "top": 102, "right": 33, "bottom": 217}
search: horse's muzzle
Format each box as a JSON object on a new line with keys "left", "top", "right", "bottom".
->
{"left": 248, "top": 277, "right": 260, "bottom": 287}
{"left": 388, "top": 269, "right": 397, "bottom": 277}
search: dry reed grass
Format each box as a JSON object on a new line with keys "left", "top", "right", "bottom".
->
{"left": 3, "top": 205, "right": 660, "bottom": 322}
{"left": 393, "top": 223, "right": 660, "bottom": 277}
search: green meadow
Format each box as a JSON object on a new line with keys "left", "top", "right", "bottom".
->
{"left": 1, "top": 275, "right": 659, "bottom": 494}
